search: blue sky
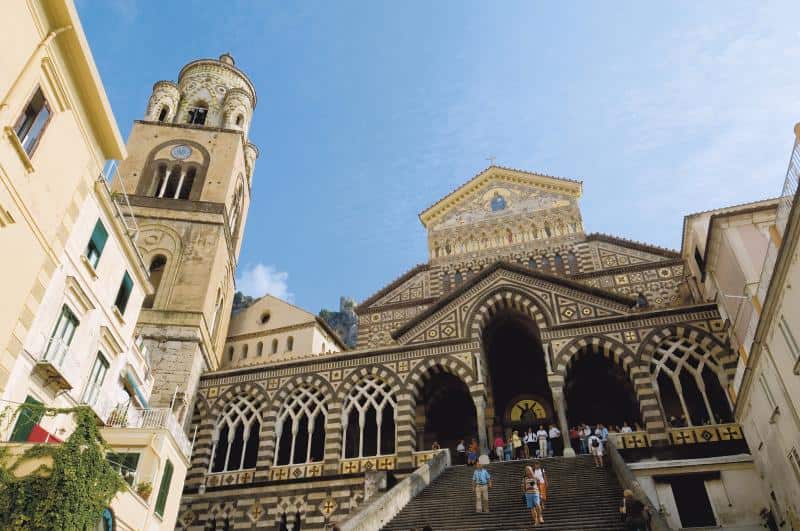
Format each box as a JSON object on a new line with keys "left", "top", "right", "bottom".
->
{"left": 76, "top": 1, "right": 800, "bottom": 313}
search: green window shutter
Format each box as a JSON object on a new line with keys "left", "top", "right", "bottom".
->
{"left": 154, "top": 459, "right": 174, "bottom": 517}
{"left": 10, "top": 396, "right": 44, "bottom": 442}
{"left": 114, "top": 272, "right": 133, "bottom": 314}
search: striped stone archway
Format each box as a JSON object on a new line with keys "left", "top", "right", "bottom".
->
{"left": 405, "top": 356, "right": 478, "bottom": 454}
{"left": 554, "top": 335, "right": 666, "bottom": 442}
{"left": 326, "top": 365, "right": 404, "bottom": 473}
{"left": 638, "top": 324, "right": 736, "bottom": 430}
{"left": 465, "top": 287, "right": 552, "bottom": 342}
{"left": 260, "top": 373, "right": 336, "bottom": 478}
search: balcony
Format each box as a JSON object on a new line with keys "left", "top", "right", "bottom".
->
{"left": 30, "top": 338, "right": 81, "bottom": 392}
{"left": 81, "top": 384, "right": 116, "bottom": 423}
{"left": 106, "top": 407, "right": 192, "bottom": 458}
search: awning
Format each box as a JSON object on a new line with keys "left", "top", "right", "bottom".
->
{"left": 124, "top": 371, "right": 149, "bottom": 409}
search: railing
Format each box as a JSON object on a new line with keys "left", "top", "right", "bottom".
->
{"left": 99, "top": 161, "right": 142, "bottom": 257}
{"left": 106, "top": 407, "right": 192, "bottom": 458}
{"left": 81, "top": 384, "right": 115, "bottom": 422}
{"left": 31, "top": 337, "right": 82, "bottom": 391}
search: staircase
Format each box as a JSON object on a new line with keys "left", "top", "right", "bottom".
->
{"left": 382, "top": 455, "right": 626, "bottom": 530}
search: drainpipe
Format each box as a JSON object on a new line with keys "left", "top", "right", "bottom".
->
{"left": 0, "top": 25, "right": 73, "bottom": 114}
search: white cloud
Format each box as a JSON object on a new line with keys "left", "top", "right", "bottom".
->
{"left": 236, "top": 263, "right": 293, "bottom": 302}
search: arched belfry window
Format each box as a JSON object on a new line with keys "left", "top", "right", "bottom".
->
{"left": 187, "top": 102, "right": 208, "bottom": 125}
{"left": 229, "top": 180, "right": 244, "bottom": 237}
{"left": 274, "top": 386, "right": 327, "bottom": 465}
{"left": 343, "top": 376, "right": 396, "bottom": 458}
{"left": 143, "top": 255, "right": 167, "bottom": 309}
{"left": 650, "top": 337, "right": 732, "bottom": 426}
{"left": 158, "top": 106, "right": 169, "bottom": 122}
{"left": 153, "top": 164, "right": 197, "bottom": 200}
{"left": 210, "top": 397, "right": 262, "bottom": 472}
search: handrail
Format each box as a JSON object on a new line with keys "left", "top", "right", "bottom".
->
{"left": 605, "top": 439, "right": 672, "bottom": 531}
{"left": 339, "top": 449, "right": 451, "bottom": 531}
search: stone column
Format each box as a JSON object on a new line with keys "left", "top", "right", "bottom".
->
{"left": 552, "top": 388, "right": 575, "bottom": 457}
{"left": 473, "top": 394, "right": 488, "bottom": 454}
{"left": 395, "top": 392, "right": 417, "bottom": 469}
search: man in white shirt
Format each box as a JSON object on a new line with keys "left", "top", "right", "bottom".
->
{"left": 581, "top": 424, "right": 592, "bottom": 454}
{"left": 588, "top": 433, "right": 604, "bottom": 467}
{"left": 621, "top": 421, "right": 633, "bottom": 433}
{"left": 536, "top": 425, "right": 548, "bottom": 458}
{"left": 548, "top": 424, "right": 561, "bottom": 456}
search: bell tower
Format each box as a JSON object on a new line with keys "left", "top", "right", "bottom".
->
{"left": 113, "top": 53, "right": 259, "bottom": 422}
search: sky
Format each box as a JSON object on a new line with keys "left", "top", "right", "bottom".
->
{"left": 76, "top": 1, "right": 800, "bottom": 313}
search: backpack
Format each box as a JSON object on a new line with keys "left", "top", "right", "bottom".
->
{"left": 591, "top": 438, "right": 600, "bottom": 448}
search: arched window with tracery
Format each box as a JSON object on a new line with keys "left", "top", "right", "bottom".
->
{"left": 209, "top": 397, "right": 261, "bottom": 472}
{"left": 650, "top": 337, "right": 732, "bottom": 426}
{"left": 274, "top": 386, "right": 327, "bottom": 465}
{"left": 343, "top": 376, "right": 396, "bottom": 458}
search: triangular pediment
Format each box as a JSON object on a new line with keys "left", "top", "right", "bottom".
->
{"left": 419, "top": 166, "right": 582, "bottom": 230}
{"left": 393, "top": 262, "right": 634, "bottom": 345}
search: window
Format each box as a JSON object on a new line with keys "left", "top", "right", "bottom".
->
{"left": 275, "top": 386, "right": 327, "bottom": 465}
{"left": 154, "top": 459, "right": 174, "bottom": 518}
{"left": 210, "top": 397, "right": 261, "bottom": 472}
{"left": 227, "top": 346, "right": 234, "bottom": 361}
{"left": 235, "top": 114, "right": 244, "bottom": 127}
{"left": 44, "top": 305, "right": 79, "bottom": 364}
{"left": 343, "top": 376, "right": 396, "bottom": 458}
{"left": 114, "top": 272, "right": 133, "bottom": 314}
{"left": 142, "top": 255, "right": 166, "bottom": 309}
{"left": 9, "top": 396, "right": 43, "bottom": 442}
{"left": 777, "top": 314, "right": 800, "bottom": 362}
{"left": 257, "top": 341, "right": 263, "bottom": 356}
{"left": 187, "top": 103, "right": 208, "bottom": 125}
{"left": 554, "top": 253, "right": 565, "bottom": 274}
{"left": 242, "top": 344, "right": 249, "bottom": 359}
{"left": 82, "top": 353, "right": 109, "bottom": 407}
{"left": 85, "top": 220, "right": 108, "bottom": 269}
{"left": 157, "top": 106, "right": 169, "bottom": 122}
{"left": 260, "top": 312, "right": 271, "bottom": 325}
{"left": 107, "top": 452, "right": 140, "bottom": 486}
{"left": 14, "top": 88, "right": 51, "bottom": 156}
{"left": 650, "top": 337, "right": 733, "bottom": 426}
{"left": 271, "top": 339, "right": 278, "bottom": 354}
{"left": 154, "top": 164, "right": 195, "bottom": 200}
{"left": 287, "top": 336, "right": 294, "bottom": 352}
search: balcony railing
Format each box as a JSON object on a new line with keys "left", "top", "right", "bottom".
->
{"left": 31, "top": 338, "right": 82, "bottom": 392}
{"left": 81, "top": 384, "right": 115, "bottom": 423}
{"left": 106, "top": 407, "right": 192, "bottom": 458}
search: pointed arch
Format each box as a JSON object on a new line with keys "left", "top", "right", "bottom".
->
{"left": 466, "top": 287, "right": 552, "bottom": 342}
{"left": 209, "top": 395, "right": 263, "bottom": 472}
{"left": 342, "top": 376, "right": 397, "bottom": 458}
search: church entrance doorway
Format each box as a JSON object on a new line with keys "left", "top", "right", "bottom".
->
{"left": 418, "top": 372, "right": 476, "bottom": 456}
{"left": 482, "top": 311, "right": 553, "bottom": 439}
{"left": 564, "top": 348, "right": 640, "bottom": 429}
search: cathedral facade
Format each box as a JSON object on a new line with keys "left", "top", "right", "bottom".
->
{"left": 178, "top": 164, "right": 753, "bottom": 529}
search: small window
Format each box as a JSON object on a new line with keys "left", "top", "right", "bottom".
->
{"left": 14, "top": 88, "right": 51, "bottom": 156}
{"left": 242, "top": 344, "right": 249, "bottom": 359}
{"left": 85, "top": 219, "right": 108, "bottom": 269}
{"left": 287, "top": 336, "right": 294, "bottom": 352}
{"left": 228, "top": 346, "right": 234, "bottom": 361}
{"left": 154, "top": 459, "right": 174, "bottom": 518}
{"left": 187, "top": 104, "right": 208, "bottom": 125}
{"left": 143, "top": 255, "right": 167, "bottom": 309}
{"left": 114, "top": 272, "right": 133, "bottom": 314}
{"left": 235, "top": 114, "right": 244, "bottom": 127}
{"left": 107, "top": 452, "right": 140, "bottom": 486}
{"left": 257, "top": 341, "right": 263, "bottom": 356}
{"left": 260, "top": 312, "right": 271, "bottom": 325}
{"left": 45, "top": 305, "right": 79, "bottom": 364}
{"left": 82, "top": 353, "right": 109, "bottom": 406}
{"left": 158, "top": 106, "right": 169, "bottom": 122}
{"left": 271, "top": 339, "right": 278, "bottom": 354}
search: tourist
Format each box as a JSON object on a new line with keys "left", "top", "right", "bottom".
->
{"left": 588, "top": 431, "right": 604, "bottom": 467}
{"left": 569, "top": 426, "right": 580, "bottom": 453}
{"left": 678, "top": 414, "right": 688, "bottom": 427}
{"left": 493, "top": 434, "right": 504, "bottom": 461}
{"left": 472, "top": 461, "right": 493, "bottom": 513}
{"left": 521, "top": 466, "right": 542, "bottom": 526}
{"left": 533, "top": 461, "right": 547, "bottom": 511}
{"left": 581, "top": 424, "right": 592, "bottom": 454}
{"left": 504, "top": 438, "right": 513, "bottom": 461}
{"left": 467, "top": 438, "right": 479, "bottom": 465}
{"left": 524, "top": 427, "right": 536, "bottom": 458}
{"left": 536, "top": 425, "right": 548, "bottom": 458}
{"left": 634, "top": 422, "right": 643, "bottom": 431}
{"left": 600, "top": 423, "right": 609, "bottom": 441}
{"left": 456, "top": 439, "right": 466, "bottom": 465}
{"left": 512, "top": 430, "right": 523, "bottom": 459}
{"left": 431, "top": 441, "right": 441, "bottom": 450}
{"left": 548, "top": 424, "right": 561, "bottom": 457}
{"left": 621, "top": 421, "right": 633, "bottom": 433}
{"left": 620, "top": 489, "right": 649, "bottom": 531}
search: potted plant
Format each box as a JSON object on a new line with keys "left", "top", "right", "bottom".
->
{"left": 135, "top": 481, "right": 153, "bottom": 501}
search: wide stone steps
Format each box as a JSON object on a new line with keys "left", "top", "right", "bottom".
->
{"left": 382, "top": 455, "right": 625, "bottom": 531}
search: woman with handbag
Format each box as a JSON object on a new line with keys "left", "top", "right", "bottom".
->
{"left": 521, "top": 466, "right": 543, "bottom": 526}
